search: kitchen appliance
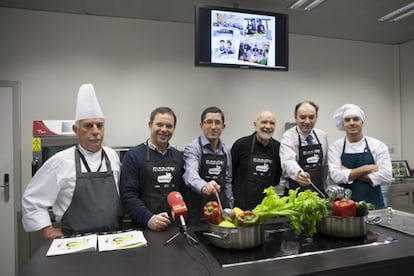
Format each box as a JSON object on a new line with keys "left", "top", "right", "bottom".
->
{"left": 32, "top": 121, "right": 132, "bottom": 175}
{"left": 29, "top": 120, "right": 78, "bottom": 256}
{"left": 195, "top": 220, "right": 396, "bottom": 268}
{"left": 32, "top": 120, "right": 78, "bottom": 176}
{"left": 112, "top": 146, "right": 131, "bottom": 163}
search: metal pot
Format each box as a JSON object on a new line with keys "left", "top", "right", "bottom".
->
{"left": 203, "top": 223, "right": 264, "bottom": 249}
{"left": 317, "top": 215, "right": 367, "bottom": 238}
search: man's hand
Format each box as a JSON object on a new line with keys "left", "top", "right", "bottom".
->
{"left": 347, "top": 164, "right": 378, "bottom": 182}
{"left": 296, "top": 171, "right": 311, "bottom": 186}
{"left": 147, "top": 212, "right": 171, "bottom": 231}
{"left": 41, "top": 225, "right": 63, "bottom": 240}
{"left": 365, "top": 164, "right": 378, "bottom": 173}
{"left": 201, "top": 181, "right": 221, "bottom": 195}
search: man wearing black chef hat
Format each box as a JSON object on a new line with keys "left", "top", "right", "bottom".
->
{"left": 328, "top": 103, "right": 392, "bottom": 208}
{"left": 22, "top": 84, "right": 121, "bottom": 239}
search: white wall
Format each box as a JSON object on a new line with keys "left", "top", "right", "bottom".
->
{"left": 0, "top": 7, "right": 406, "bottom": 190}
{"left": 400, "top": 39, "right": 414, "bottom": 166}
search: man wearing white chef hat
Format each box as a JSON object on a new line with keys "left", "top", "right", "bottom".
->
{"left": 328, "top": 103, "right": 392, "bottom": 208}
{"left": 22, "top": 84, "right": 121, "bottom": 239}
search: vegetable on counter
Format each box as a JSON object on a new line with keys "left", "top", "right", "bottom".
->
{"left": 232, "top": 207, "right": 244, "bottom": 218}
{"left": 356, "top": 200, "right": 368, "bottom": 216}
{"left": 236, "top": 210, "right": 259, "bottom": 226}
{"left": 253, "top": 187, "right": 328, "bottom": 236}
{"left": 326, "top": 188, "right": 375, "bottom": 217}
{"left": 332, "top": 198, "right": 357, "bottom": 217}
{"left": 218, "top": 220, "right": 237, "bottom": 228}
{"left": 203, "top": 201, "right": 223, "bottom": 225}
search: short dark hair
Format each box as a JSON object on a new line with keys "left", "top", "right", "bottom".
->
{"left": 149, "top": 107, "right": 177, "bottom": 127}
{"left": 201, "top": 106, "right": 225, "bottom": 123}
{"left": 294, "top": 101, "right": 319, "bottom": 117}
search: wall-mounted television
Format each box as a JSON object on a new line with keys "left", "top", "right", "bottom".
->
{"left": 195, "top": 4, "right": 289, "bottom": 71}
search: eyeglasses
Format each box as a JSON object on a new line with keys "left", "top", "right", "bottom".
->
{"left": 203, "top": 120, "right": 223, "bottom": 126}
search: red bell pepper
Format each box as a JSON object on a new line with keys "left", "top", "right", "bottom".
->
{"left": 203, "top": 201, "right": 223, "bottom": 225}
{"left": 332, "top": 198, "right": 357, "bottom": 217}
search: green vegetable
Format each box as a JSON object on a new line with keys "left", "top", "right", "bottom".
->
{"left": 356, "top": 200, "right": 368, "bottom": 216}
{"left": 366, "top": 202, "right": 376, "bottom": 210}
{"left": 253, "top": 187, "right": 328, "bottom": 237}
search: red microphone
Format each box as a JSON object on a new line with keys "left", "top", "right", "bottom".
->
{"left": 164, "top": 191, "right": 199, "bottom": 245}
{"left": 167, "top": 191, "right": 188, "bottom": 221}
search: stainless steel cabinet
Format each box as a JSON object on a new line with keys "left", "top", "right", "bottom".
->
{"left": 382, "top": 180, "right": 414, "bottom": 207}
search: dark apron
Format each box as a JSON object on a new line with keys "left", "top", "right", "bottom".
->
{"left": 287, "top": 129, "right": 325, "bottom": 196}
{"left": 188, "top": 137, "right": 227, "bottom": 223}
{"left": 142, "top": 143, "right": 179, "bottom": 214}
{"left": 240, "top": 136, "right": 275, "bottom": 210}
{"left": 61, "top": 147, "right": 120, "bottom": 236}
{"left": 339, "top": 138, "right": 384, "bottom": 208}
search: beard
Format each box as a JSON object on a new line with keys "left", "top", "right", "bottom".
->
{"left": 257, "top": 132, "right": 272, "bottom": 141}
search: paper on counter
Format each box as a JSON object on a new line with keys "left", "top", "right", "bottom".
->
{"left": 46, "top": 234, "right": 97, "bottom": 257}
{"left": 98, "top": 230, "right": 147, "bottom": 252}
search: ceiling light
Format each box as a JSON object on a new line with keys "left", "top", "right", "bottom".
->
{"left": 390, "top": 9, "right": 414, "bottom": 22}
{"left": 378, "top": 2, "right": 414, "bottom": 22}
{"left": 288, "top": 0, "right": 327, "bottom": 11}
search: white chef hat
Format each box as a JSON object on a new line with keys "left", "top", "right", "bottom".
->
{"left": 75, "top": 83, "right": 104, "bottom": 121}
{"left": 333, "top": 104, "right": 365, "bottom": 131}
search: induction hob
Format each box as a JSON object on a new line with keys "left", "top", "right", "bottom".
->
{"left": 195, "top": 222, "right": 397, "bottom": 268}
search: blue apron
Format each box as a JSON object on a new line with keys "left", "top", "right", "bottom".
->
{"left": 340, "top": 138, "right": 384, "bottom": 208}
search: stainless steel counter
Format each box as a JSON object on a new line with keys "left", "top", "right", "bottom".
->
{"left": 369, "top": 207, "right": 414, "bottom": 237}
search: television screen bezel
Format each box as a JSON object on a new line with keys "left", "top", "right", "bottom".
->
{"left": 195, "top": 4, "right": 289, "bottom": 71}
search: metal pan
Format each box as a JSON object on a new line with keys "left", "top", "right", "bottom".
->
{"left": 317, "top": 215, "right": 367, "bottom": 238}
{"left": 203, "top": 223, "right": 264, "bottom": 249}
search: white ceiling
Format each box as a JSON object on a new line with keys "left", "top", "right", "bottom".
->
{"left": 1, "top": 0, "right": 414, "bottom": 45}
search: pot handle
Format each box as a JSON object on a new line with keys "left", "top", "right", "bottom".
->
{"left": 202, "top": 232, "right": 228, "bottom": 239}
{"left": 367, "top": 216, "right": 382, "bottom": 224}
{"left": 264, "top": 227, "right": 290, "bottom": 234}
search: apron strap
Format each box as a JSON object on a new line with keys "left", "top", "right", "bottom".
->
{"left": 77, "top": 146, "right": 104, "bottom": 172}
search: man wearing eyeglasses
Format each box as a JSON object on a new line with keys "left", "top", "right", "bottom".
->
{"left": 183, "top": 106, "right": 233, "bottom": 224}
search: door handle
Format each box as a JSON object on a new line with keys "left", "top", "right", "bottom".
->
{"left": 1, "top": 173, "right": 9, "bottom": 202}
{"left": 0, "top": 173, "right": 9, "bottom": 188}
{"left": 32, "top": 159, "right": 40, "bottom": 177}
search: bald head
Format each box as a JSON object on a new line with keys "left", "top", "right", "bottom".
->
{"left": 256, "top": 111, "right": 275, "bottom": 122}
